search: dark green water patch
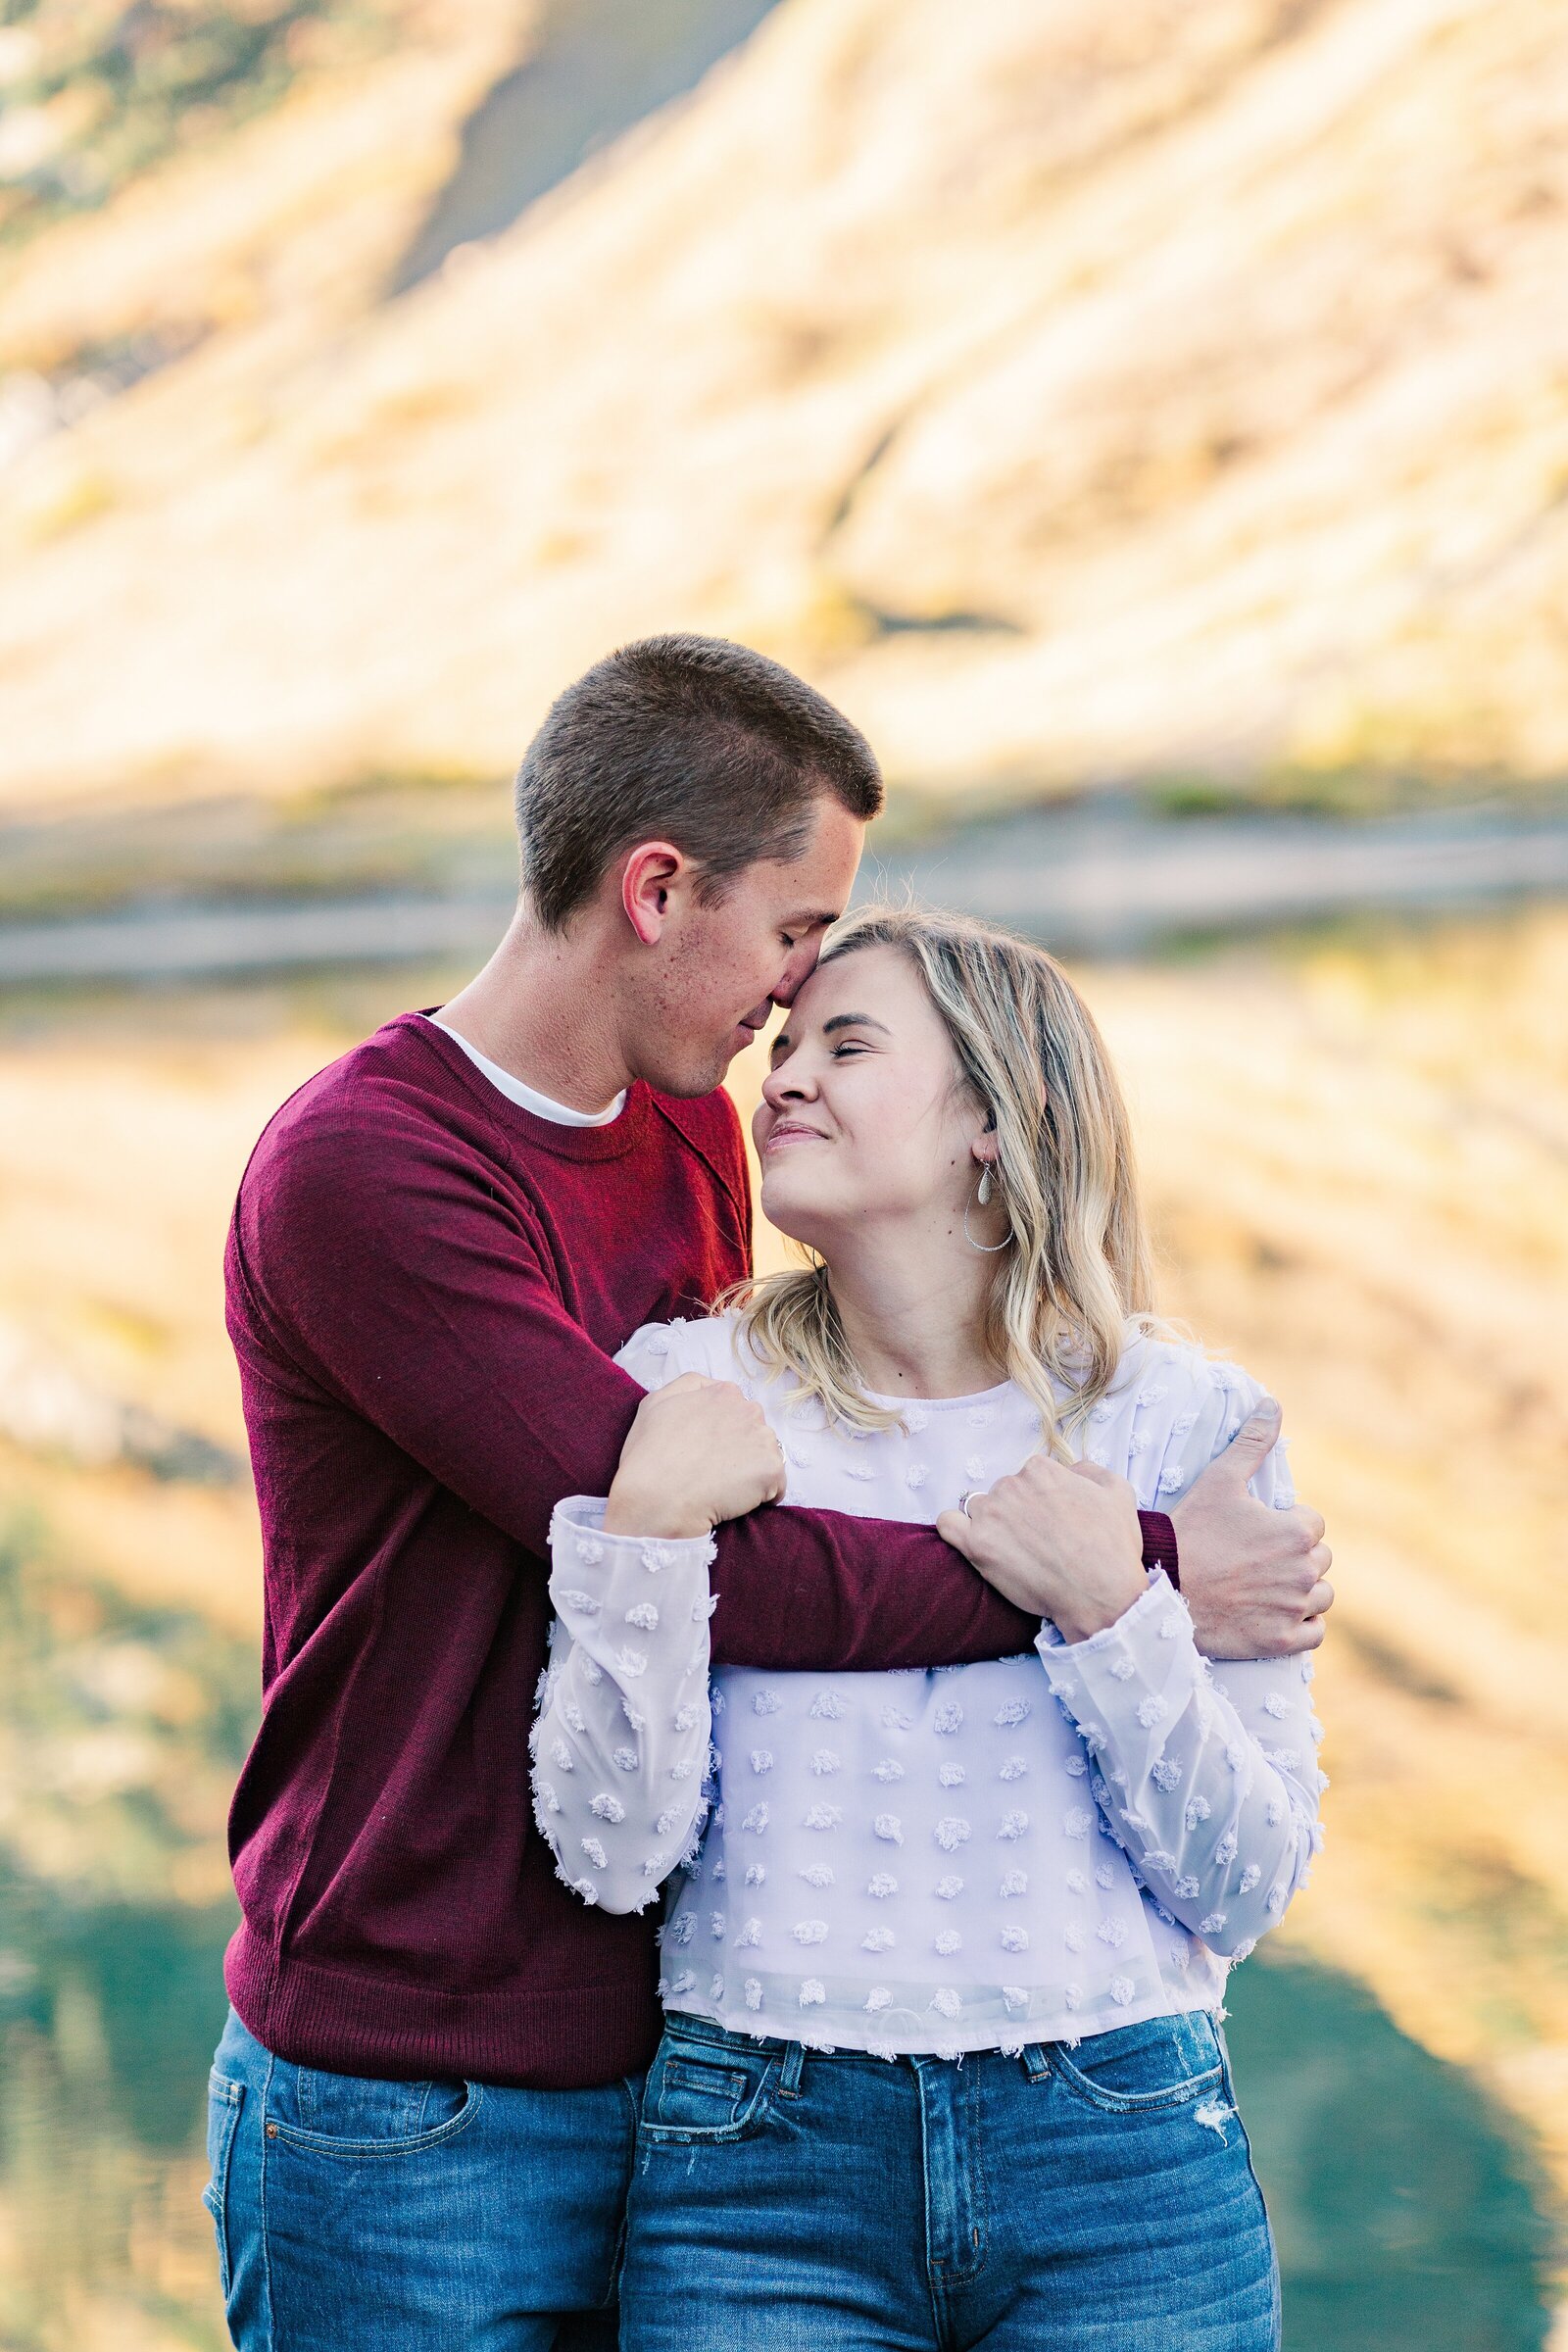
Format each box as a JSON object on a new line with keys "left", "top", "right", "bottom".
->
{"left": 1225, "top": 1953, "right": 1554, "bottom": 2351}
{"left": 0, "top": 1878, "right": 237, "bottom": 2349}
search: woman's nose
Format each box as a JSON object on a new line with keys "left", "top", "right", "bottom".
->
{"left": 761, "top": 1059, "right": 814, "bottom": 1109}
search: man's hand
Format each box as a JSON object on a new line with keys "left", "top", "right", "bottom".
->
{"left": 604, "top": 1375, "right": 786, "bottom": 1540}
{"left": 1171, "top": 1399, "right": 1334, "bottom": 1659}
{"left": 937, "top": 1454, "right": 1146, "bottom": 1645}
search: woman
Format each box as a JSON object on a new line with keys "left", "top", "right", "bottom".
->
{"left": 532, "top": 906, "right": 1323, "bottom": 2349}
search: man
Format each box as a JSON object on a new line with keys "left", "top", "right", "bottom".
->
{"left": 208, "top": 635, "right": 1331, "bottom": 2346}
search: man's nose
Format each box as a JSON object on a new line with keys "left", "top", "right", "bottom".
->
{"left": 771, "top": 937, "right": 826, "bottom": 1008}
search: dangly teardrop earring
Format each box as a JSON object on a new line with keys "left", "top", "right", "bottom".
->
{"left": 964, "top": 1164, "right": 1010, "bottom": 1253}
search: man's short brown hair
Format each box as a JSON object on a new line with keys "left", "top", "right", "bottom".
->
{"left": 514, "top": 634, "right": 883, "bottom": 929}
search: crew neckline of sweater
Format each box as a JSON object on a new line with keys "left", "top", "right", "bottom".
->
{"left": 399, "top": 1011, "right": 652, "bottom": 1161}
{"left": 418, "top": 1011, "right": 627, "bottom": 1126}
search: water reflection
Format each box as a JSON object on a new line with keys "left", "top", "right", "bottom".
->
{"left": 0, "top": 929, "right": 1559, "bottom": 2347}
{"left": 1226, "top": 1956, "right": 1551, "bottom": 2351}
{"left": 0, "top": 1886, "right": 233, "bottom": 2351}
{"left": 0, "top": 1886, "right": 1550, "bottom": 2347}
{"left": 0, "top": 1506, "right": 251, "bottom": 2349}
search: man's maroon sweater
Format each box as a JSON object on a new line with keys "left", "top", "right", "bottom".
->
{"left": 224, "top": 1012, "right": 1167, "bottom": 2090}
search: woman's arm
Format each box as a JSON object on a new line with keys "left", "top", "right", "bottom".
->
{"left": 1040, "top": 1580, "right": 1323, "bottom": 1956}
{"left": 1039, "top": 1364, "right": 1324, "bottom": 1955}
{"left": 529, "top": 1499, "right": 717, "bottom": 1915}
{"left": 530, "top": 1348, "right": 791, "bottom": 1913}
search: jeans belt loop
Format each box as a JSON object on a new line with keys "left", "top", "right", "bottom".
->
{"left": 778, "top": 2041, "right": 806, "bottom": 2099}
{"left": 1019, "top": 2042, "right": 1052, "bottom": 2083}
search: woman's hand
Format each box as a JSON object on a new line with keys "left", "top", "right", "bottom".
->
{"left": 603, "top": 1374, "right": 787, "bottom": 1539}
{"left": 937, "top": 1455, "right": 1146, "bottom": 1643}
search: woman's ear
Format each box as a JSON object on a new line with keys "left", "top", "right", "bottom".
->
{"left": 970, "top": 1124, "right": 1001, "bottom": 1170}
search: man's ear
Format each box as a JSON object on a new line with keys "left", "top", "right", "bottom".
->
{"left": 619, "top": 842, "right": 688, "bottom": 946}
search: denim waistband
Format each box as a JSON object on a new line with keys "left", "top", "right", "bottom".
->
{"left": 661, "top": 2005, "right": 1220, "bottom": 2084}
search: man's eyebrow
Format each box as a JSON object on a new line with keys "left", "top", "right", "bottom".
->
{"left": 822, "top": 1012, "right": 891, "bottom": 1037}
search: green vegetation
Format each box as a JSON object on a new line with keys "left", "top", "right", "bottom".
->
{"left": 0, "top": 1506, "right": 252, "bottom": 2346}
{"left": 0, "top": 1506, "right": 255, "bottom": 1904}
{"left": 0, "top": 769, "right": 516, "bottom": 921}
{"left": 0, "top": 0, "right": 394, "bottom": 250}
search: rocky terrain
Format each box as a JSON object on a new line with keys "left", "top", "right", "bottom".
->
{"left": 2, "top": 0, "right": 1568, "bottom": 816}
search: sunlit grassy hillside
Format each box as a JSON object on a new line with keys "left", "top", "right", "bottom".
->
{"left": 0, "top": 910, "right": 1564, "bottom": 2253}
{"left": 4, "top": 0, "right": 1568, "bottom": 813}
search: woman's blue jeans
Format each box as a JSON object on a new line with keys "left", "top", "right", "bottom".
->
{"left": 204, "top": 2007, "right": 640, "bottom": 2349}
{"left": 620, "top": 2008, "right": 1280, "bottom": 2351}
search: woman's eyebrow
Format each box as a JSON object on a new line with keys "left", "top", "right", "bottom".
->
{"left": 821, "top": 1012, "right": 891, "bottom": 1037}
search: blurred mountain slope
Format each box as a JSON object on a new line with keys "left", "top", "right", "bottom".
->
{"left": 2, "top": 0, "right": 1567, "bottom": 811}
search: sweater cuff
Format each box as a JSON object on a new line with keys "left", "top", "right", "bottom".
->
{"left": 1138, "top": 1508, "right": 1179, "bottom": 1590}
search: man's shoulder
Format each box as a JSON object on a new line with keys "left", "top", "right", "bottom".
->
{"left": 241, "top": 1015, "right": 478, "bottom": 1191}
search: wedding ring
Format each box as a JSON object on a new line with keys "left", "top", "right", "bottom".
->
{"left": 958, "top": 1490, "right": 979, "bottom": 1518}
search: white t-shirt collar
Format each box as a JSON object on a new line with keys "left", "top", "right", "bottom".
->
{"left": 422, "top": 1013, "right": 627, "bottom": 1127}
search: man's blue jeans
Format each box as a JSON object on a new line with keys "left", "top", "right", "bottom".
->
{"left": 204, "top": 2007, "right": 640, "bottom": 2349}
{"left": 620, "top": 2008, "right": 1281, "bottom": 2350}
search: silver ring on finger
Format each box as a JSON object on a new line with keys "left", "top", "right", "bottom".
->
{"left": 958, "top": 1490, "right": 979, "bottom": 1518}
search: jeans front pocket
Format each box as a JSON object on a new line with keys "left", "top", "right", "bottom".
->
{"left": 640, "top": 2032, "right": 779, "bottom": 2146}
{"left": 203, "top": 2070, "right": 245, "bottom": 2297}
{"left": 269, "top": 2063, "right": 483, "bottom": 2159}
{"left": 1048, "top": 2010, "right": 1225, "bottom": 2114}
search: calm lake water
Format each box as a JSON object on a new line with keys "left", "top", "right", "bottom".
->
{"left": 0, "top": 906, "right": 1559, "bottom": 2347}
{"left": 0, "top": 1876, "right": 1551, "bottom": 2349}
{"left": 0, "top": 1400, "right": 1553, "bottom": 2344}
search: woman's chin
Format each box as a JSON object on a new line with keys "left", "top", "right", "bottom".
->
{"left": 758, "top": 1179, "right": 834, "bottom": 1256}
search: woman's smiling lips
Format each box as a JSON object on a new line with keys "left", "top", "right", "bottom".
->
{"left": 761, "top": 1119, "right": 830, "bottom": 1153}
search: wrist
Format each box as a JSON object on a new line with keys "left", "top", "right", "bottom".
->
{"left": 1054, "top": 1564, "right": 1148, "bottom": 1646}
{"left": 602, "top": 1477, "right": 711, "bottom": 1541}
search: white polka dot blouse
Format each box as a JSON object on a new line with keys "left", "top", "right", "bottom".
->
{"left": 531, "top": 1315, "right": 1324, "bottom": 2059}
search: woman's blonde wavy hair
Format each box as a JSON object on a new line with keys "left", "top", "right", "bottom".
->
{"left": 728, "top": 904, "right": 1159, "bottom": 1454}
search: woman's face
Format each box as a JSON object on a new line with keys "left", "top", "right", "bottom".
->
{"left": 754, "top": 944, "right": 991, "bottom": 1252}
